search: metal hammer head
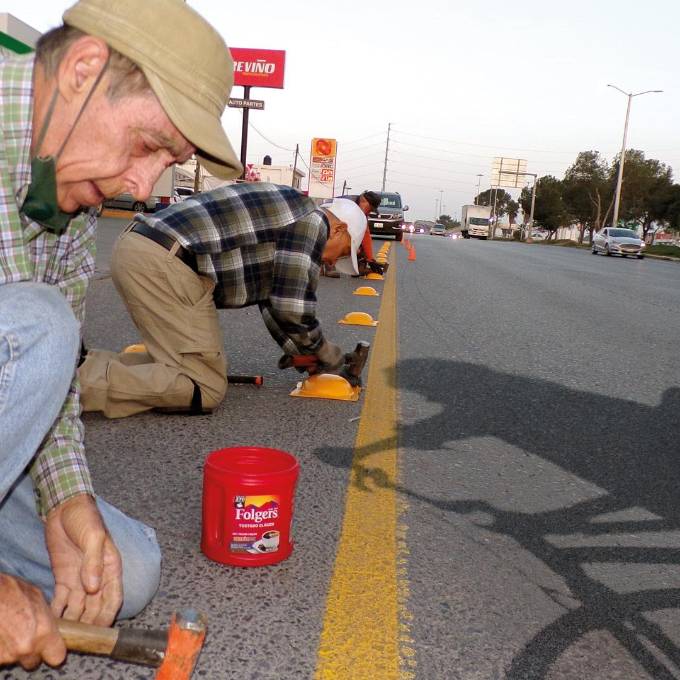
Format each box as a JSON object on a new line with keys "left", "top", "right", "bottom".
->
{"left": 155, "top": 609, "right": 207, "bottom": 680}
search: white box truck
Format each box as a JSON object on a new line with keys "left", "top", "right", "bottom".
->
{"left": 461, "top": 205, "right": 492, "bottom": 239}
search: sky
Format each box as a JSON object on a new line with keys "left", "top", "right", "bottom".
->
{"left": 4, "top": 0, "right": 679, "bottom": 222}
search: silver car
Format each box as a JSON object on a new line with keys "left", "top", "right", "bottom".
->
{"left": 102, "top": 192, "right": 157, "bottom": 213}
{"left": 592, "top": 227, "right": 645, "bottom": 259}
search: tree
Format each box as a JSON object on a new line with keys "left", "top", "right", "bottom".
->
{"left": 437, "top": 214, "right": 456, "bottom": 229}
{"left": 519, "top": 176, "right": 567, "bottom": 239}
{"left": 507, "top": 200, "right": 519, "bottom": 225}
{"left": 475, "top": 188, "right": 512, "bottom": 219}
{"left": 613, "top": 149, "right": 673, "bottom": 240}
{"left": 562, "top": 151, "right": 612, "bottom": 243}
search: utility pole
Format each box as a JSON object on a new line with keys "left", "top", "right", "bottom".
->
{"left": 381, "top": 122, "right": 391, "bottom": 192}
{"left": 475, "top": 174, "right": 483, "bottom": 205}
{"left": 193, "top": 158, "right": 201, "bottom": 193}
{"left": 607, "top": 84, "right": 662, "bottom": 228}
{"left": 239, "top": 85, "right": 251, "bottom": 179}
{"left": 291, "top": 144, "right": 299, "bottom": 188}
{"left": 527, "top": 175, "right": 538, "bottom": 239}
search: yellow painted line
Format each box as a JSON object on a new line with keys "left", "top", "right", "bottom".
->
{"left": 315, "top": 253, "right": 415, "bottom": 679}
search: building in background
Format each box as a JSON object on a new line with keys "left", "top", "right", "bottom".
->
{"left": 1, "top": 13, "right": 40, "bottom": 57}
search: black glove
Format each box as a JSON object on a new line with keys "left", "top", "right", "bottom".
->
{"left": 315, "top": 340, "right": 344, "bottom": 374}
{"left": 367, "top": 260, "right": 388, "bottom": 275}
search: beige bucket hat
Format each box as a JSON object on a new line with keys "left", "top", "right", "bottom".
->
{"left": 63, "top": 0, "right": 242, "bottom": 179}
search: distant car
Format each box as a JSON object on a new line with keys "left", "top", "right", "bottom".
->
{"left": 367, "top": 191, "right": 409, "bottom": 242}
{"left": 592, "top": 227, "right": 645, "bottom": 258}
{"left": 430, "top": 224, "right": 446, "bottom": 236}
{"left": 102, "top": 193, "right": 156, "bottom": 213}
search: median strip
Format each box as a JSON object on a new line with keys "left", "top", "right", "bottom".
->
{"left": 315, "top": 251, "right": 414, "bottom": 679}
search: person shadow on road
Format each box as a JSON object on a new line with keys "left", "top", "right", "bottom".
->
{"left": 314, "top": 358, "right": 680, "bottom": 679}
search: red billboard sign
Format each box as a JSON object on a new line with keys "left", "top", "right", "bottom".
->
{"left": 230, "top": 48, "right": 286, "bottom": 89}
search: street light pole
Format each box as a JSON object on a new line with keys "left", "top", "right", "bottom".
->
{"left": 475, "top": 174, "right": 483, "bottom": 205}
{"left": 607, "top": 84, "right": 662, "bottom": 228}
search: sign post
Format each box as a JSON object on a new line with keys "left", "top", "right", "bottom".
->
{"left": 308, "top": 138, "right": 337, "bottom": 199}
{"left": 229, "top": 47, "right": 286, "bottom": 180}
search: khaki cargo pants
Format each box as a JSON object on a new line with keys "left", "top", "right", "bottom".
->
{"left": 79, "top": 230, "right": 227, "bottom": 418}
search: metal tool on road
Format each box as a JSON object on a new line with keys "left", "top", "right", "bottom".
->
{"left": 228, "top": 374, "right": 264, "bottom": 385}
{"left": 57, "top": 609, "right": 206, "bottom": 679}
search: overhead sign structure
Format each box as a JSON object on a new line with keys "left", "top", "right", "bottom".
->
{"left": 230, "top": 47, "right": 286, "bottom": 89}
{"left": 308, "top": 138, "right": 337, "bottom": 199}
{"left": 228, "top": 98, "right": 265, "bottom": 110}
{"left": 491, "top": 157, "right": 528, "bottom": 188}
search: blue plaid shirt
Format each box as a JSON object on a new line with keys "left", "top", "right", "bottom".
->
{"left": 136, "top": 183, "right": 328, "bottom": 355}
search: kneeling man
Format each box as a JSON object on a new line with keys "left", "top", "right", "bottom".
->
{"left": 80, "top": 184, "right": 366, "bottom": 417}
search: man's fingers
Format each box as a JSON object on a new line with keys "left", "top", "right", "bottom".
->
{"left": 94, "top": 580, "right": 123, "bottom": 627}
{"left": 18, "top": 652, "right": 41, "bottom": 670}
{"left": 40, "top": 634, "right": 67, "bottom": 667}
{"left": 50, "top": 584, "right": 69, "bottom": 619}
{"left": 79, "top": 590, "right": 104, "bottom": 625}
{"left": 80, "top": 532, "right": 105, "bottom": 593}
{"left": 62, "top": 589, "right": 86, "bottom": 622}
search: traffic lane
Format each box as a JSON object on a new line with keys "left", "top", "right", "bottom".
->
{"left": 13, "top": 246, "right": 382, "bottom": 678}
{"left": 396, "top": 237, "right": 680, "bottom": 678}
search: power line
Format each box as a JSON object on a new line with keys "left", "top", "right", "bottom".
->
{"left": 247, "top": 122, "right": 296, "bottom": 152}
{"left": 392, "top": 138, "right": 495, "bottom": 160}
{"left": 388, "top": 169, "right": 487, "bottom": 188}
{"left": 339, "top": 132, "right": 386, "bottom": 147}
{"left": 387, "top": 158, "right": 490, "bottom": 178}
{"left": 394, "top": 129, "right": 600, "bottom": 156}
{"left": 390, "top": 148, "right": 488, "bottom": 170}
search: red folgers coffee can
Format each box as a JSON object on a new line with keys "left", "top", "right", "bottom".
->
{"left": 201, "top": 447, "right": 299, "bottom": 567}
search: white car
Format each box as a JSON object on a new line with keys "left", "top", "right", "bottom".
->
{"left": 592, "top": 227, "right": 645, "bottom": 259}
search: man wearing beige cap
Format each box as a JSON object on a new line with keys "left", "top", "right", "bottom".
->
{"left": 0, "top": 0, "right": 240, "bottom": 669}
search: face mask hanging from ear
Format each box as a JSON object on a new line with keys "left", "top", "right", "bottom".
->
{"left": 22, "top": 56, "right": 110, "bottom": 234}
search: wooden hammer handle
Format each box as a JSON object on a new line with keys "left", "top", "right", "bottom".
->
{"left": 57, "top": 619, "right": 168, "bottom": 667}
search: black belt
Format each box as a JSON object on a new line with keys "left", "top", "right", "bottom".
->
{"left": 130, "top": 223, "right": 198, "bottom": 273}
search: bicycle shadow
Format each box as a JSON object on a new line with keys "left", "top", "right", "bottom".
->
{"left": 314, "top": 358, "right": 680, "bottom": 679}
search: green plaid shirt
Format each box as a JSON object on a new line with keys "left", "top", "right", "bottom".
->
{"left": 1, "top": 54, "right": 95, "bottom": 516}
{"left": 139, "top": 183, "right": 329, "bottom": 356}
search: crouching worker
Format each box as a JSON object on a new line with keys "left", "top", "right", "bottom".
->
{"left": 79, "top": 184, "right": 367, "bottom": 418}
{"left": 0, "top": 0, "right": 241, "bottom": 667}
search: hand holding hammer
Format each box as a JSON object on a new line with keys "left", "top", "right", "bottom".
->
{"left": 57, "top": 609, "right": 206, "bottom": 679}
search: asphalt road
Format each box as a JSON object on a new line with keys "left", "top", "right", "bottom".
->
{"left": 9, "top": 224, "right": 680, "bottom": 679}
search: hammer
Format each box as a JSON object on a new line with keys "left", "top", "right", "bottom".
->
{"left": 57, "top": 609, "right": 206, "bottom": 679}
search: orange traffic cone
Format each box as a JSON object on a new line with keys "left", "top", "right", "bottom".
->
{"left": 408, "top": 246, "right": 416, "bottom": 261}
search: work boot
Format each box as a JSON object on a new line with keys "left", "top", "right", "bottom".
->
{"left": 322, "top": 264, "right": 340, "bottom": 278}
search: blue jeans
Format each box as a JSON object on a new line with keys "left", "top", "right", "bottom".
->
{"left": 0, "top": 283, "right": 161, "bottom": 618}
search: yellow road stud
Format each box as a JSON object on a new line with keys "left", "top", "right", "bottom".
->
{"left": 123, "top": 343, "right": 147, "bottom": 353}
{"left": 339, "top": 311, "right": 378, "bottom": 326}
{"left": 353, "top": 286, "right": 379, "bottom": 297}
{"left": 290, "top": 373, "right": 360, "bottom": 401}
{"left": 363, "top": 272, "right": 384, "bottom": 281}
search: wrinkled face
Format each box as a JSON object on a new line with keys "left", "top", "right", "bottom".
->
{"left": 54, "top": 90, "right": 195, "bottom": 212}
{"left": 321, "top": 219, "right": 352, "bottom": 266}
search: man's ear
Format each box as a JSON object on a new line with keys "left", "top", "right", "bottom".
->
{"left": 333, "top": 221, "right": 349, "bottom": 237}
{"left": 56, "top": 36, "right": 110, "bottom": 103}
